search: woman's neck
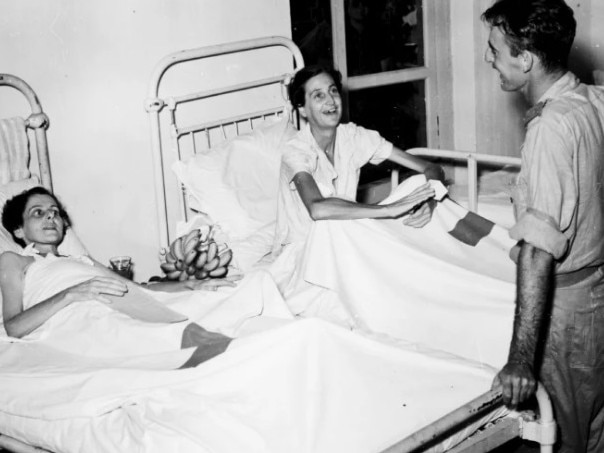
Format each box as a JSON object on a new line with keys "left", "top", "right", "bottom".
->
{"left": 310, "top": 125, "right": 337, "bottom": 155}
{"left": 27, "top": 242, "right": 59, "bottom": 256}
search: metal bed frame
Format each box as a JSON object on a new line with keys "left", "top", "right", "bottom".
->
{"left": 0, "top": 74, "right": 52, "bottom": 192}
{"left": 145, "top": 36, "right": 304, "bottom": 252}
{"left": 406, "top": 148, "right": 521, "bottom": 213}
{"left": 0, "top": 74, "right": 53, "bottom": 453}
{"left": 144, "top": 36, "right": 556, "bottom": 453}
{"left": 0, "top": 38, "right": 555, "bottom": 453}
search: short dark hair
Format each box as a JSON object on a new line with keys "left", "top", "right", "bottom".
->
{"left": 482, "top": 0, "right": 576, "bottom": 73}
{"left": 288, "top": 65, "right": 343, "bottom": 109}
{"left": 2, "top": 186, "right": 71, "bottom": 247}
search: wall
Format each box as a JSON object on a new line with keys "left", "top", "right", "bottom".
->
{"left": 450, "top": 0, "right": 604, "bottom": 158}
{"left": 0, "top": 0, "right": 291, "bottom": 280}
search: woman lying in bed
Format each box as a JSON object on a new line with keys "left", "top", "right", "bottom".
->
{"left": 0, "top": 187, "right": 239, "bottom": 365}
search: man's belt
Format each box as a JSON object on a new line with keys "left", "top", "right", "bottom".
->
{"left": 556, "top": 265, "right": 602, "bottom": 288}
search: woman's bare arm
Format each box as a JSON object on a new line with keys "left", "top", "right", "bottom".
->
{"left": 388, "top": 147, "right": 445, "bottom": 183}
{"left": 0, "top": 252, "right": 127, "bottom": 338}
{"left": 293, "top": 172, "right": 434, "bottom": 221}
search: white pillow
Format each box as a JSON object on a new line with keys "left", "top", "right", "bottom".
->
{"left": 223, "top": 117, "right": 297, "bottom": 226}
{"left": 173, "top": 146, "right": 258, "bottom": 240}
{"left": 173, "top": 116, "right": 296, "bottom": 243}
{"left": 228, "top": 221, "right": 276, "bottom": 272}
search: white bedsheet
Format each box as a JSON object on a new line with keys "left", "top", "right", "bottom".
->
{"left": 0, "top": 317, "right": 506, "bottom": 453}
{"left": 9, "top": 266, "right": 291, "bottom": 359}
{"left": 0, "top": 178, "right": 518, "bottom": 451}
{"left": 293, "top": 180, "right": 517, "bottom": 369}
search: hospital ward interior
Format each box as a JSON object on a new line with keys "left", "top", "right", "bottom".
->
{"left": 1, "top": 0, "right": 604, "bottom": 452}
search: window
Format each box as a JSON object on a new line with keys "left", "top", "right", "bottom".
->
{"left": 290, "top": 0, "right": 451, "bottom": 185}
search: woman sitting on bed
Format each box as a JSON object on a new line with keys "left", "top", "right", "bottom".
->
{"left": 0, "top": 187, "right": 237, "bottom": 365}
{"left": 273, "top": 65, "right": 444, "bottom": 252}
{"left": 269, "top": 65, "right": 445, "bottom": 323}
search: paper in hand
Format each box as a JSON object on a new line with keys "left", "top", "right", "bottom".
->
{"left": 428, "top": 179, "right": 448, "bottom": 201}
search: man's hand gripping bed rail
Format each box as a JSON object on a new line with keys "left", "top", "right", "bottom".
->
{"left": 379, "top": 382, "right": 556, "bottom": 453}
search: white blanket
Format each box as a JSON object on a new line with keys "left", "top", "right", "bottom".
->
{"left": 16, "top": 258, "right": 291, "bottom": 359}
{"left": 291, "top": 179, "right": 517, "bottom": 368}
{"left": 0, "top": 318, "right": 505, "bottom": 453}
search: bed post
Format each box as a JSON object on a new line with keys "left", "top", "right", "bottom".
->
{"left": 0, "top": 74, "right": 52, "bottom": 191}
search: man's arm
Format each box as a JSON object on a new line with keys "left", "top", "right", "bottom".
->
{"left": 388, "top": 146, "right": 446, "bottom": 183}
{"left": 493, "top": 241, "right": 554, "bottom": 408}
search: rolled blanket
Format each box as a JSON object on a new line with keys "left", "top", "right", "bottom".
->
{"left": 0, "top": 117, "right": 30, "bottom": 185}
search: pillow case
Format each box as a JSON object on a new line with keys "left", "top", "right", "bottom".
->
{"left": 172, "top": 116, "right": 297, "bottom": 246}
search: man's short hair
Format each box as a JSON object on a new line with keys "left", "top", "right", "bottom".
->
{"left": 482, "top": 0, "right": 576, "bottom": 73}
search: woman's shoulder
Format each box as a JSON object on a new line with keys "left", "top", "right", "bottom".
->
{"left": 0, "top": 251, "right": 31, "bottom": 269}
{"left": 338, "top": 122, "right": 376, "bottom": 136}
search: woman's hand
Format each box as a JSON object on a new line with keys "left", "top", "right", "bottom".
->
{"left": 183, "top": 275, "right": 243, "bottom": 292}
{"left": 62, "top": 277, "right": 128, "bottom": 305}
{"left": 386, "top": 183, "right": 435, "bottom": 219}
{"left": 403, "top": 199, "right": 435, "bottom": 228}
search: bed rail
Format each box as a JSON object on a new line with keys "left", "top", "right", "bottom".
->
{"left": 381, "top": 383, "right": 555, "bottom": 453}
{"left": 0, "top": 74, "right": 52, "bottom": 191}
{"left": 404, "top": 148, "right": 521, "bottom": 213}
{"left": 145, "top": 36, "right": 304, "bottom": 250}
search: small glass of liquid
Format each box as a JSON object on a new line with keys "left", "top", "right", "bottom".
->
{"left": 109, "top": 256, "right": 133, "bottom": 280}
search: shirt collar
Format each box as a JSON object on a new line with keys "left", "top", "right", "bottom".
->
{"left": 299, "top": 122, "right": 333, "bottom": 155}
{"left": 524, "top": 72, "right": 579, "bottom": 126}
{"left": 536, "top": 71, "right": 579, "bottom": 104}
{"left": 299, "top": 122, "right": 338, "bottom": 181}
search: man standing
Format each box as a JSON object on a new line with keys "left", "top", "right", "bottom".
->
{"left": 482, "top": 1, "right": 604, "bottom": 451}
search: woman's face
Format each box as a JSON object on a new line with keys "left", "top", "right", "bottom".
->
{"left": 300, "top": 72, "right": 342, "bottom": 130}
{"left": 15, "top": 194, "right": 65, "bottom": 247}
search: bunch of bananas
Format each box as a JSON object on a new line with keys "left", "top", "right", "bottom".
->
{"left": 159, "top": 228, "right": 233, "bottom": 281}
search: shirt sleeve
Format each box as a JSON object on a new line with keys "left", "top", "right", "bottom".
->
{"left": 281, "top": 142, "right": 316, "bottom": 185}
{"left": 510, "top": 114, "right": 576, "bottom": 258}
{"left": 346, "top": 123, "right": 394, "bottom": 167}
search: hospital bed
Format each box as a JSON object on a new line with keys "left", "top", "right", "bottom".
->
{"left": 0, "top": 38, "right": 555, "bottom": 453}
{"left": 0, "top": 74, "right": 53, "bottom": 452}
{"left": 143, "top": 36, "right": 556, "bottom": 452}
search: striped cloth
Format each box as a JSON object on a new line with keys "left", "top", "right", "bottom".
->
{"left": 0, "top": 117, "right": 31, "bottom": 185}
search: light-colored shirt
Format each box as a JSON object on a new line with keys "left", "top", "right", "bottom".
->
{"left": 273, "top": 122, "right": 393, "bottom": 250}
{"left": 510, "top": 72, "right": 604, "bottom": 273}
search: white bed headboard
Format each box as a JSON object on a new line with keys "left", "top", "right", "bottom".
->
{"left": 0, "top": 74, "right": 52, "bottom": 191}
{"left": 145, "top": 36, "right": 304, "bottom": 250}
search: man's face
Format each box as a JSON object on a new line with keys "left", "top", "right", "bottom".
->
{"left": 485, "top": 26, "right": 528, "bottom": 92}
